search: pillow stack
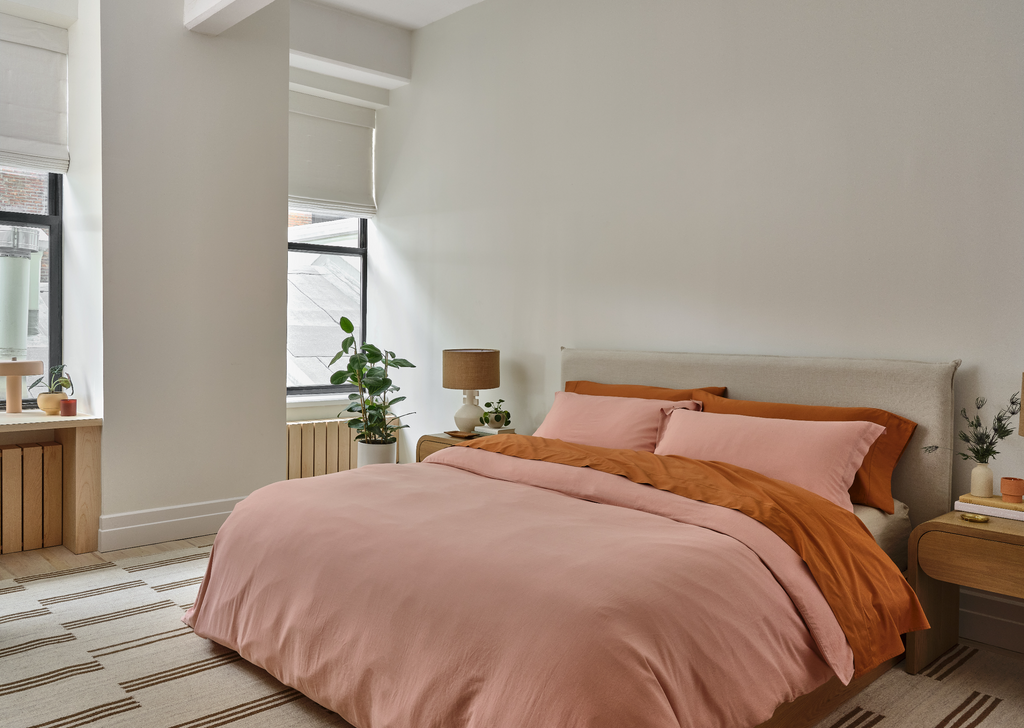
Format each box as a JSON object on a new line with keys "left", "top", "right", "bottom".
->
{"left": 533, "top": 391, "right": 701, "bottom": 452}
{"left": 691, "top": 391, "right": 917, "bottom": 514}
{"left": 654, "top": 409, "right": 884, "bottom": 512}
{"left": 532, "top": 380, "right": 917, "bottom": 514}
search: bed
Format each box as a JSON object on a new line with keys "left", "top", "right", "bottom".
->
{"left": 185, "top": 348, "right": 960, "bottom": 728}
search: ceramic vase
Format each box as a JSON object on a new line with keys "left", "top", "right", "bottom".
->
{"left": 486, "top": 413, "right": 506, "bottom": 428}
{"left": 36, "top": 391, "right": 67, "bottom": 415}
{"left": 357, "top": 441, "right": 397, "bottom": 467}
{"left": 970, "top": 463, "right": 994, "bottom": 498}
{"left": 1000, "top": 476, "right": 1024, "bottom": 504}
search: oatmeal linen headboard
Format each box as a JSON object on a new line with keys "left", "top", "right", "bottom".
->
{"left": 561, "top": 348, "right": 961, "bottom": 529}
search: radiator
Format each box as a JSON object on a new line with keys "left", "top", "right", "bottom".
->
{"left": 0, "top": 442, "right": 63, "bottom": 554}
{"left": 286, "top": 418, "right": 358, "bottom": 479}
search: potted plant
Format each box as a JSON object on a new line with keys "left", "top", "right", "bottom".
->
{"left": 925, "top": 392, "right": 1020, "bottom": 497}
{"left": 479, "top": 399, "right": 512, "bottom": 429}
{"left": 331, "top": 316, "right": 415, "bottom": 467}
{"left": 28, "top": 364, "right": 74, "bottom": 415}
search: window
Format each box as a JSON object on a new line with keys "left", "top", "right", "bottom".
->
{"left": 0, "top": 166, "right": 62, "bottom": 408}
{"left": 286, "top": 207, "right": 367, "bottom": 394}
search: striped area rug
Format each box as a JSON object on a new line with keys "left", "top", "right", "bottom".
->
{"left": 814, "top": 644, "right": 1024, "bottom": 728}
{"left": 0, "top": 547, "right": 353, "bottom": 728}
{"left": 4, "top": 548, "right": 1022, "bottom": 727}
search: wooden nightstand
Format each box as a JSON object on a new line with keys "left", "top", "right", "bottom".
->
{"left": 906, "top": 511, "right": 1024, "bottom": 674}
{"left": 416, "top": 433, "right": 477, "bottom": 462}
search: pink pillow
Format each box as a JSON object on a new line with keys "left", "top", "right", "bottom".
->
{"left": 654, "top": 409, "right": 886, "bottom": 511}
{"left": 533, "top": 391, "right": 701, "bottom": 452}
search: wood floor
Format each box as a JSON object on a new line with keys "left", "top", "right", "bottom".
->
{"left": 0, "top": 533, "right": 217, "bottom": 580}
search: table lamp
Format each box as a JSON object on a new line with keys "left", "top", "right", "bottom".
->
{"left": 0, "top": 359, "right": 44, "bottom": 413}
{"left": 443, "top": 349, "right": 499, "bottom": 432}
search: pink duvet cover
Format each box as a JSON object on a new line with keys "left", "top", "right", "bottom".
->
{"left": 185, "top": 447, "right": 857, "bottom": 728}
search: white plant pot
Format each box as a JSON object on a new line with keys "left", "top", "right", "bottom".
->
{"left": 970, "top": 463, "right": 994, "bottom": 498}
{"left": 485, "top": 413, "right": 506, "bottom": 428}
{"left": 357, "top": 441, "right": 397, "bottom": 468}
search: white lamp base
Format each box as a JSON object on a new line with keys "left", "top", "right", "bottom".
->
{"left": 454, "top": 389, "right": 485, "bottom": 432}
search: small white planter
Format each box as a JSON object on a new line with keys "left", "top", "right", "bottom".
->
{"left": 357, "top": 441, "right": 397, "bottom": 467}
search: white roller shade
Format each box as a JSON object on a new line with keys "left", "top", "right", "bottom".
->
{"left": 0, "top": 13, "right": 69, "bottom": 174}
{"left": 289, "top": 91, "right": 375, "bottom": 217}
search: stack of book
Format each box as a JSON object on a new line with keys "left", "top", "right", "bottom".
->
{"left": 954, "top": 494, "right": 1024, "bottom": 522}
{"left": 475, "top": 425, "right": 515, "bottom": 435}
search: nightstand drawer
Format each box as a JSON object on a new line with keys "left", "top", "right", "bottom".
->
{"left": 918, "top": 531, "right": 1024, "bottom": 599}
{"left": 417, "top": 439, "right": 452, "bottom": 462}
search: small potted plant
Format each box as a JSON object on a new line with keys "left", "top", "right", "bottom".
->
{"left": 925, "top": 392, "right": 1020, "bottom": 497}
{"left": 29, "top": 364, "right": 74, "bottom": 415}
{"left": 479, "top": 399, "right": 512, "bottom": 429}
{"left": 331, "top": 316, "right": 415, "bottom": 467}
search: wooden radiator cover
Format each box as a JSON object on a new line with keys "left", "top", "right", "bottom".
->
{"left": 286, "top": 418, "right": 359, "bottom": 479}
{"left": 0, "top": 442, "right": 63, "bottom": 554}
{"left": 286, "top": 418, "right": 403, "bottom": 479}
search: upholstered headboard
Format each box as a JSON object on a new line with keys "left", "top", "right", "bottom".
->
{"left": 561, "top": 348, "right": 960, "bottom": 529}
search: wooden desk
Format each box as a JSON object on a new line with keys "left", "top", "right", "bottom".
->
{"left": 0, "top": 412, "right": 101, "bottom": 554}
{"left": 906, "top": 511, "right": 1024, "bottom": 673}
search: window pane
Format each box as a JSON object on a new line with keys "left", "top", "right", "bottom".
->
{"left": 287, "top": 207, "right": 360, "bottom": 248}
{"left": 0, "top": 166, "right": 49, "bottom": 215}
{"left": 0, "top": 224, "right": 51, "bottom": 403}
{"left": 287, "top": 250, "right": 363, "bottom": 388}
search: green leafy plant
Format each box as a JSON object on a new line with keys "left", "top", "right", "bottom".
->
{"left": 330, "top": 316, "right": 415, "bottom": 444}
{"left": 28, "top": 364, "right": 74, "bottom": 396}
{"left": 479, "top": 398, "right": 512, "bottom": 428}
{"left": 923, "top": 392, "right": 1020, "bottom": 464}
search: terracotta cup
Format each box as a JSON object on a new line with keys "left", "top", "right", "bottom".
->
{"left": 1000, "top": 476, "right": 1024, "bottom": 504}
{"left": 59, "top": 398, "right": 77, "bottom": 416}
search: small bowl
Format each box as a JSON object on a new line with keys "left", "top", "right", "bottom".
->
{"left": 999, "top": 477, "right": 1024, "bottom": 504}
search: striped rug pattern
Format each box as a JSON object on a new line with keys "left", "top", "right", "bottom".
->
{"left": 814, "top": 644, "right": 1023, "bottom": 727}
{"left": 1, "top": 547, "right": 352, "bottom": 728}
{"left": 5, "top": 547, "right": 1023, "bottom": 727}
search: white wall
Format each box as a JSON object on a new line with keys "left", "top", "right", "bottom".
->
{"left": 97, "top": 0, "right": 288, "bottom": 538}
{"left": 64, "top": 0, "right": 102, "bottom": 419}
{"left": 373, "top": 0, "right": 1024, "bottom": 489}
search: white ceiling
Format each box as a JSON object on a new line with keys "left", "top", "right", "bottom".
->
{"left": 309, "top": 0, "right": 485, "bottom": 30}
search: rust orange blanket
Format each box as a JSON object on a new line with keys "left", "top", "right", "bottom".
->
{"left": 463, "top": 434, "right": 928, "bottom": 677}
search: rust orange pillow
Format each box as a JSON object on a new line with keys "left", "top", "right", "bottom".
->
{"left": 691, "top": 391, "right": 917, "bottom": 514}
{"left": 565, "top": 381, "right": 726, "bottom": 401}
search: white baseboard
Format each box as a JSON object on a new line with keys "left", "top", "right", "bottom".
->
{"left": 97, "top": 497, "right": 244, "bottom": 552}
{"left": 960, "top": 587, "right": 1024, "bottom": 655}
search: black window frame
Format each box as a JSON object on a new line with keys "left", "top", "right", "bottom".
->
{"left": 0, "top": 172, "right": 62, "bottom": 410}
{"left": 286, "top": 216, "right": 367, "bottom": 396}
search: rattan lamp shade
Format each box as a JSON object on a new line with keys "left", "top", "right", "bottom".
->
{"left": 443, "top": 349, "right": 500, "bottom": 390}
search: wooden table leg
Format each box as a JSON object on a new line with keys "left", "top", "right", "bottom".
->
{"left": 906, "top": 535, "right": 960, "bottom": 674}
{"left": 56, "top": 425, "right": 101, "bottom": 554}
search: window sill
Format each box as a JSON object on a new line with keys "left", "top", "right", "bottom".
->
{"left": 286, "top": 393, "right": 349, "bottom": 407}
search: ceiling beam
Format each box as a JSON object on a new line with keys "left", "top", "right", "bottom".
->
{"left": 289, "top": 67, "right": 389, "bottom": 110}
{"left": 184, "top": 0, "right": 275, "bottom": 36}
{"left": 290, "top": 0, "right": 411, "bottom": 89}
